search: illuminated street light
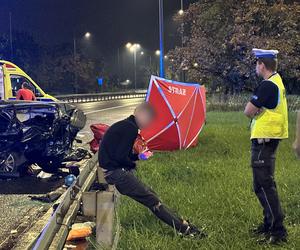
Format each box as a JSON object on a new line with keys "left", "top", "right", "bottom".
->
{"left": 126, "top": 42, "right": 132, "bottom": 49}
{"left": 127, "top": 43, "right": 140, "bottom": 53}
{"left": 84, "top": 32, "right": 91, "bottom": 39}
{"left": 141, "top": 51, "right": 144, "bottom": 55}
{"left": 164, "top": 55, "right": 168, "bottom": 60}
{"left": 193, "top": 62, "right": 199, "bottom": 67}
{"left": 125, "top": 42, "right": 141, "bottom": 90}
{"left": 178, "top": 9, "right": 184, "bottom": 15}
{"left": 129, "top": 46, "right": 135, "bottom": 53}
{"left": 155, "top": 50, "right": 161, "bottom": 56}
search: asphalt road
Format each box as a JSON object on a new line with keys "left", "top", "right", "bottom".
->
{"left": 0, "top": 98, "right": 144, "bottom": 247}
{"left": 76, "top": 98, "right": 144, "bottom": 143}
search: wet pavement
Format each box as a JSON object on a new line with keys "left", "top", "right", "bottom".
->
{"left": 0, "top": 98, "right": 143, "bottom": 247}
{"left": 76, "top": 98, "right": 144, "bottom": 143}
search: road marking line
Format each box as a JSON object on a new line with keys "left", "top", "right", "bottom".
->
{"left": 84, "top": 103, "right": 138, "bottom": 115}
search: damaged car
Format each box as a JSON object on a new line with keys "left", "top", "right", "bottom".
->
{"left": 0, "top": 101, "right": 86, "bottom": 176}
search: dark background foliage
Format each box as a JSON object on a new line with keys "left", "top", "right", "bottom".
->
{"left": 0, "top": 0, "right": 299, "bottom": 95}
{"left": 168, "top": 0, "right": 300, "bottom": 94}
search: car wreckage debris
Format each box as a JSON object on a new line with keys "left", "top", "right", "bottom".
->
{"left": 0, "top": 101, "right": 86, "bottom": 176}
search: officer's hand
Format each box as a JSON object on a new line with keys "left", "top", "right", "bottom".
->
{"left": 138, "top": 151, "right": 153, "bottom": 160}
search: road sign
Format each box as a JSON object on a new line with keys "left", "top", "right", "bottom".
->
{"left": 97, "top": 78, "right": 103, "bottom": 86}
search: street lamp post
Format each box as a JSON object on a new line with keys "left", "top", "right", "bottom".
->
{"left": 73, "top": 34, "right": 78, "bottom": 93}
{"left": 73, "top": 35, "right": 76, "bottom": 60}
{"left": 73, "top": 32, "right": 91, "bottom": 58}
{"left": 159, "top": 0, "right": 165, "bottom": 78}
{"left": 179, "top": 0, "right": 184, "bottom": 14}
{"left": 179, "top": 0, "right": 184, "bottom": 47}
{"left": 73, "top": 32, "right": 91, "bottom": 93}
{"left": 133, "top": 48, "right": 137, "bottom": 90}
{"left": 126, "top": 43, "right": 140, "bottom": 90}
{"left": 9, "top": 12, "right": 13, "bottom": 61}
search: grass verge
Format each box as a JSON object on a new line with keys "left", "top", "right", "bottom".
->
{"left": 118, "top": 112, "right": 299, "bottom": 250}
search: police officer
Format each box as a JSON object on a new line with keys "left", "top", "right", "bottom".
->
{"left": 244, "top": 49, "right": 288, "bottom": 244}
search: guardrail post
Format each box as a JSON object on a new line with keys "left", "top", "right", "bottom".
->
{"left": 96, "top": 191, "right": 115, "bottom": 247}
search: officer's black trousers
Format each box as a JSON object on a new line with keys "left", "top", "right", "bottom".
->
{"left": 104, "top": 168, "right": 188, "bottom": 233}
{"left": 251, "top": 139, "right": 286, "bottom": 236}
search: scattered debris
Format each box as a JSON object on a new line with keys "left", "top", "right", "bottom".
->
{"left": 37, "top": 171, "right": 53, "bottom": 180}
{"left": 67, "top": 165, "right": 80, "bottom": 177}
{"left": 29, "top": 187, "right": 66, "bottom": 203}
{"left": 66, "top": 223, "right": 93, "bottom": 241}
{"left": 65, "top": 174, "right": 77, "bottom": 187}
{"left": 64, "top": 147, "right": 91, "bottom": 162}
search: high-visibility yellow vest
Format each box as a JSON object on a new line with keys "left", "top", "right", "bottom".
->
{"left": 251, "top": 73, "right": 288, "bottom": 139}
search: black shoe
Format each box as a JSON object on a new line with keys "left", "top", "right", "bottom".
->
{"left": 251, "top": 223, "right": 270, "bottom": 236}
{"left": 268, "top": 234, "right": 288, "bottom": 245}
{"left": 180, "top": 223, "right": 207, "bottom": 239}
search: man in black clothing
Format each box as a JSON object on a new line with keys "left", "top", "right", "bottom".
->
{"left": 99, "top": 102, "right": 206, "bottom": 237}
{"left": 244, "top": 49, "right": 288, "bottom": 244}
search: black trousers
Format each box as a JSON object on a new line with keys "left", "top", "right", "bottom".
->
{"left": 104, "top": 168, "right": 188, "bottom": 233}
{"left": 251, "top": 139, "right": 286, "bottom": 236}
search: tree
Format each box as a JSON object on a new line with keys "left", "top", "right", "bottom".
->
{"left": 0, "top": 33, "right": 104, "bottom": 94}
{"left": 0, "top": 31, "right": 42, "bottom": 79}
{"left": 168, "top": 0, "right": 300, "bottom": 94}
{"left": 36, "top": 45, "right": 103, "bottom": 94}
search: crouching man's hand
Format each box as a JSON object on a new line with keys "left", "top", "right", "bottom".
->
{"left": 138, "top": 151, "right": 153, "bottom": 160}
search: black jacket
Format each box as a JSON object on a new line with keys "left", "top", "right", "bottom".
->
{"left": 99, "top": 115, "right": 139, "bottom": 170}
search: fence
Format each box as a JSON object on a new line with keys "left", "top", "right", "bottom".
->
{"left": 207, "top": 94, "right": 300, "bottom": 112}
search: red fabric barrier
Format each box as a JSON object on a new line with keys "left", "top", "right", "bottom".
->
{"left": 141, "top": 76, "right": 206, "bottom": 151}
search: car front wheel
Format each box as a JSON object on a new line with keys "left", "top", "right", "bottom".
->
{"left": 0, "top": 153, "right": 17, "bottom": 173}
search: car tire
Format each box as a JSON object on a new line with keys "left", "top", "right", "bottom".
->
{"left": 0, "top": 151, "right": 29, "bottom": 177}
{"left": 70, "top": 109, "right": 86, "bottom": 130}
{"left": 0, "top": 152, "right": 19, "bottom": 174}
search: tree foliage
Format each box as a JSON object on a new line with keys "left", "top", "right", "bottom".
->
{"left": 168, "top": 0, "right": 300, "bottom": 94}
{"left": 0, "top": 32, "right": 103, "bottom": 94}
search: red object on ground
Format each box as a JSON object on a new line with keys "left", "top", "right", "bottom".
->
{"left": 141, "top": 76, "right": 206, "bottom": 151}
{"left": 89, "top": 123, "right": 148, "bottom": 154}
{"left": 89, "top": 123, "right": 110, "bottom": 153}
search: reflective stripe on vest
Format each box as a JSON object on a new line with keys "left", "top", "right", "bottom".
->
{"left": 251, "top": 73, "right": 288, "bottom": 139}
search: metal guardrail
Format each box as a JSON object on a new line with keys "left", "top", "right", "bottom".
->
{"left": 55, "top": 90, "right": 147, "bottom": 103}
{"left": 31, "top": 155, "right": 99, "bottom": 250}
{"left": 26, "top": 155, "right": 121, "bottom": 250}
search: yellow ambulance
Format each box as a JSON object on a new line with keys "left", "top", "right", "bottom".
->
{"left": 0, "top": 60, "right": 57, "bottom": 102}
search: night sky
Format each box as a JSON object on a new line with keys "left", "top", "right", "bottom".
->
{"left": 0, "top": 0, "right": 198, "bottom": 55}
